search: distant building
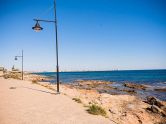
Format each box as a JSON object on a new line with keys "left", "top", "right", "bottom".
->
{"left": 0, "top": 67, "right": 4, "bottom": 76}
{"left": 11, "top": 65, "right": 21, "bottom": 73}
{"left": 0, "top": 67, "right": 4, "bottom": 71}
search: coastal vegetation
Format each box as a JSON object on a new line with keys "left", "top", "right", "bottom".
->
{"left": 87, "top": 104, "right": 107, "bottom": 117}
{"left": 31, "top": 80, "right": 55, "bottom": 91}
{"left": 72, "top": 98, "right": 82, "bottom": 103}
{"left": 3, "top": 73, "right": 21, "bottom": 80}
{"left": 32, "top": 79, "right": 38, "bottom": 84}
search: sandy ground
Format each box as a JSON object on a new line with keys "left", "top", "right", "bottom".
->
{"left": 0, "top": 78, "right": 112, "bottom": 124}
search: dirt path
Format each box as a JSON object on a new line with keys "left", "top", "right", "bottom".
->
{"left": 0, "top": 78, "right": 112, "bottom": 124}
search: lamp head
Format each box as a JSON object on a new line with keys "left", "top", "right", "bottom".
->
{"left": 32, "top": 21, "right": 43, "bottom": 32}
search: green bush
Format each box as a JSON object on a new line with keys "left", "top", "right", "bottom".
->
{"left": 3, "top": 74, "right": 10, "bottom": 79}
{"left": 32, "top": 80, "right": 38, "bottom": 84}
{"left": 72, "top": 98, "right": 82, "bottom": 103}
{"left": 11, "top": 74, "right": 20, "bottom": 79}
{"left": 87, "top": 104, "right": 107, "bottom": 116}
{"left": 3, "top": 74, "right": 20, "bottom": 80}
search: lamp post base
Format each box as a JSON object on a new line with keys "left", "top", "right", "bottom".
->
{"left": 56, "top": 91, "right": 60, "bottom": 95}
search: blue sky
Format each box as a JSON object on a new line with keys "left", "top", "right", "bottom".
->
{"left": 0, "top": 0, "right": 166, "bottom": 71}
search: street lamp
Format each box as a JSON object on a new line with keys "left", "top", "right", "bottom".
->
{"left": 32, "top": 21, "right": 43, "bottom": 31}
{"left": 15, "top": 50, "right": 24, "bottom": 80}
{"left": 32, "top": 0, "right": 60, "bottom": 93}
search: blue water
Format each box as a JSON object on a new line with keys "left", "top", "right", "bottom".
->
{"left": 34, "top": 70, "right": 166, "bottom": 86}
{"left": 34, "top": 70, "right": 166, "bottom": 100}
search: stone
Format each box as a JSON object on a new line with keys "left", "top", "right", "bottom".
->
{"left": 154, "top": 88, "right": 166, "bottom": 92}
{"left": 109, "top": 109, "right": 116, "bottom": 114}
{"left": 146, "top": 96, "right": 164, "bottom": 108}
{"left": 147, "top": 105, "right": 166, "bottom": 117}
{"left": 151, "top": 105, "right": 159, "bottom": 113}
{"left": 120, "top": 89, "right": 136, "bottom": 94}
{"left": 124, "top": 83, "right": 147, "bottom": 90}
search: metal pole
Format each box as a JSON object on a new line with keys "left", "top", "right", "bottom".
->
{"left": 33, "top": 19, "right": 56, "bottom": 23}
{"left": 22, "top": 50, "right": 23, "bottom": 80}
{"left": 54, "top": 0, "right": 60, "bottom": 93}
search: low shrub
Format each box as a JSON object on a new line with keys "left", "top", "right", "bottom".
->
{"left": 3, "top": 74, "right": 10, "bottom": 79}
{"left": 87, "top": 104, "right": 107, "bottom": 116}
{"left": 72, "top": 98, "right": 82, "bottom": 103}
{"left": 32, "top": 80, "right": 38, "bottom": 84}
{"left": 11, "top": 74, "right": 20, "bottom": 79}
{"left": 3, "top": 74, "right": 20, "bottom": 80}
{"left": 44, "top": 85, "right": 55, "bottom": 91}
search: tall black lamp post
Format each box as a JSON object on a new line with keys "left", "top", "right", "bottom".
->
{"left": 32, "top": 0, "right": 60, "bottom": 93}
{"left": 15, "top": 50, "right": 24, "bottom": 80}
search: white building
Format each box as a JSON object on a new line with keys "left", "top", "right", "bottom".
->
{"left": 0, "top": 67, "right": 4, "bottom": 76}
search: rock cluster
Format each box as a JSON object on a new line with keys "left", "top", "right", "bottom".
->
{"left": 73, "top": 80, "right": 147, "bottom": 96}
{"left": 145, "top": 96, "right": 166, "bottom": 117}
{"left": 72, "top": 80, "right": 113, "bottom": 92}
{"left": 75, "top": 80, "right": 111, "bottom": 87}
{"left": 154, "top": 88, "right": 166, "bottom": 92}
{"left": 124, "top": 83, "right": 147, "bottom": 90}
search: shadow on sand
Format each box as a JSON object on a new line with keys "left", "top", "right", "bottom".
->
{"left": 9, "top": 86, "right": 59, "bottom": 95}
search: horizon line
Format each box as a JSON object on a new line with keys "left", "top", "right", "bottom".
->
{"left": 29, "top": 68, "right": 166, "bottom": 73}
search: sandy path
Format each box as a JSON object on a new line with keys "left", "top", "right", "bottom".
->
{"left": 0, "top": 78, "right": 112, "bottom": 124}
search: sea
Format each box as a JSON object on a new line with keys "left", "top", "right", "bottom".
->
{"left": 34, "top": 69, "right": 166, "bottom": 100}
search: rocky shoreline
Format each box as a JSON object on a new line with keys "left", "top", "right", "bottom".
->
{"left": 69, "top": 80, "right": 166, "bottom": 100}
{"left": 3, "top": 73, "right": 166, "bottom": 124}
{"left": 28, "top": 78, "right": 166, "bottom": 124}
{"left": 6, "top": 72, "right": 165, "bottom": 100}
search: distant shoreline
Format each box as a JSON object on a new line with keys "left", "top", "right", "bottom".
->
{"left": 30, "top": 69, "right": 166, "bottom": 73}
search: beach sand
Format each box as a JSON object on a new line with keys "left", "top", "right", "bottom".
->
{"left": 0, "top": 76, "right": 165, "bottom": 124}
{"left": 0, "top": 77, "right": 112, "bottom": 124}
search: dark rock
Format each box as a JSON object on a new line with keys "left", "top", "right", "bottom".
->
{"left": 145, "top": 96, "right": 166, "bottom": 117}
{"left": 109, "top": 109, "right": 116, "bottom": 114}
{"left": 121, "top": 112, "right": 127, "bottom": 116}
{"left": 146, "top": 96, "right": 164, "bottom": 108}
{"left": 151, "top": 105, "right": 160, "bottom": 113}
{"left": 154, "top": 88, "right": 166, "bottom": 92}
{"left": 98, "top": 89, "right": 108, "bottom": 94}
{"left": 161, "top": 110, "right": 166, "bottom": 117}
{"left": 120, "top": 89, "right": 136, "bottom": 94}
{"left": 147, "top": 105, "right": 166, "bottom": 117}
{"left": 124, "top": 83, "right": 147, "bottom": 90}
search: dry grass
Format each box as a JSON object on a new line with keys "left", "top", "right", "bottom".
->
{"left": 32, "top": 80, "right": 38, "bottom": 84}
{"left": 87, "top": 104, "right": 107, "bottom": 117}
{"left": 72, "top": 98, "right": 82, "bottom": 103}
{"left": 3, "top": 74, "right": 10, "bottom": 79}
{"left": 44, "top": 85, "right": 55, "bottom": 91}
{"left": 3, "top": 74, "right": 21, "bottom": 80}
{"left": 31, "top": 81, "right": 55, "bottom": 91}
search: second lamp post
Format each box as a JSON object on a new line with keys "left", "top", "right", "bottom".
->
{"left": 32, "top": 0, "right": 60, "bottom": 93}
{"left": 15, "top": 50, "right": 24, "bottom": 80}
